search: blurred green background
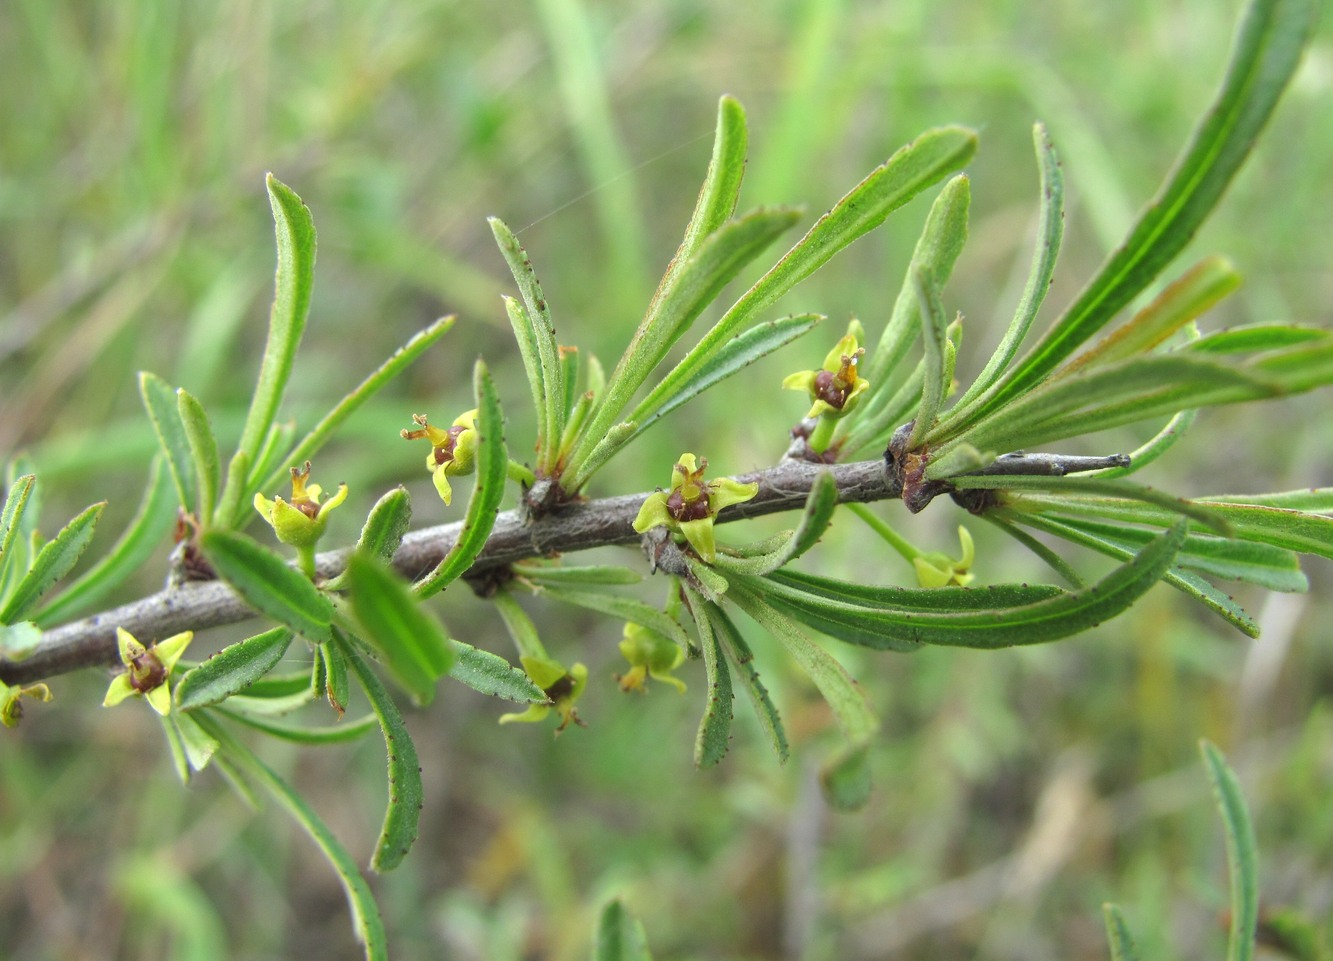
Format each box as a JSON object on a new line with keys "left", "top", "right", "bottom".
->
{"left": 2, "top": 0, "right": 1331, "bottom": 958}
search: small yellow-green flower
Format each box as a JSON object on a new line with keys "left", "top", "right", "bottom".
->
{"left": 253, "top": 461, "right": 349, "bottom": 549}
{"left": 401, "top": 410, "right": 478, "bottom": 506}
{"left": 782, "top": 322, "right": 871, "bottom": 419}
{"left": 1, "top": 681, "right": 52, "bottom": 728}
{"left": 617, "top": 622, "right": 686, "bottom": 694}
{"left": 103, "top": 627, "right": 193, "bottom": 716}
{"left": 499, "top": 655, "right": 588, "bottom": 732}
{"left": 913, "top": 525, "right": 976, "bottom": 588}
{"left": 632, "top": 453, "right": 759, "bottom": 564}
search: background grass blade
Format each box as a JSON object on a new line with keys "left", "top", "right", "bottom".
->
{"left": 1200, "top": 740, "right": 1260, "bottom": 961}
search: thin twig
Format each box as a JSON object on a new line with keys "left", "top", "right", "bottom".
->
{"left": 0, "top": 450, "right": 1125, "bottom": 686}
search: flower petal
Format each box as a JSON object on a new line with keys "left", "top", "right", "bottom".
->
{"left": 632, "top": 492, "right": 672, "bottom": 533}
{"left": 679, "top": 517, "right": 717, "bottom": 563}
{"left": 103, "top": 674, "right": 137, "bottom": 708}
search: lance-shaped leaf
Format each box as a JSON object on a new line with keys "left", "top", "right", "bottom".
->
{"left": 952, "top": 0, "right": 1317, "bottom": 429}
{"left": 513, "top": 562, "right": 643, "bottom": 587}
{"left": 998, "top": 510, "right": 1261, "bottom": 636}
{"left": 340, "top": 634, "right": 424, "bottom": 873}
{"left": 730, "top": 583, "right": 879, "bottom": 785}
{"left": 1060, "top": 256, "right": 1241, "bottom": 374}
{"left": 1102, "top": 904, "right": 1143, "bottom": 961}
{"left": 248, "top": 316, "right": 455, "bottom": 513}
{"left": 447, "top": 639, "right": 548, "bottom": 704}
{"left": 218, "top": 707, "right": 378, "bottom": 745}
{"left": 759, "top": 523, "right": 1185, "bottom": 649}
{"left": 192, "top": 714, "right": 388, "bottom": 961}
{"left": 320, "top": 638, "right": 350, "bottom": 715}
{"left": 632, "top": 126, "right": 978, "bottom": 431}
{"left": 950, "top": 123, "right": 1064, "bottom": 412}
{"left": 907, "top": 265, "right": 951, "bottom": 447}
{"left": 627, "top": 313, "right": 823, "bottom": 440}
{"left": 201, "top": 529, "right": 333, "bottom": 643}
{"left": 0, "top": 474, "right": 35, "bottom": 593}
{"left": 345, "top": 553, "right": 453, "bottom": 705}
{"left": 593, "top": 898, "right": 654, "bottom": 961}
{"left": 677, "top": 95, "right": 749, "bottom": 260}
{"left": 139, "top": 371, "right": 198, "bottom": 511}
{"left": 1009, "top": 489, "right": 1333, "bottom": 559}
{"left": 1188, "top": 322, "right": 1329, "bottom": 354}
{"left": 1201, "top": 740, "right": 1260, "bottom": 961}
{"left": 571, "top": 208, "right": 802, "bottom": 479}
{"left": 709, "top": 602, "right": 788, "bottom": 764}
{"left": 177, "top": 387, "right": 221, "bottom": 527}
{"left": 414, "top": 361, "right": 507, "bottom": 598}
{"left": 687, "top": 590, "right": 733, "bottom": 769}
{"left": 540, "top": 586, "right": 692, "bottom": 652}
{"left": 0, "top": 501, "right": 104, "bottom": 625}
{"left": 34, "top": 458, "right": 176, "bottom": 625}
{"left": 946, "top": 474, "right": 1229, "bottom": 533}
{"left": 322, "top": 486, "right": 413, "bottom": 594}
{"left": 490, "top": 219, "right": 564, "bottom": 470}
{"left": 175, "top": 628, "right": 295, "bottom": 711}
{"left": 711, "top": 471, "right": 838, "bottom": 577}
{"left": 862, "top": 171, "right": 972, "bottom": 392}
{"left": 231, "top": 174, "right": 317, "bottom": 482}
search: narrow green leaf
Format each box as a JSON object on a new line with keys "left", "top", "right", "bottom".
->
{"left": 730, "top": 581, "right": 878, "bottom": 749}
{"left": 354, "top": 487, "right": 412, "bottom": 566}
{"left": 139, "top": 371, "right": 197, "bottom": 511}
{"left": 578, "top": 207, "right": 802, "bottom": 470}
{"left": 980, "top": 514, "right": 1086, "bottom": 588}
{"left": 447, "top": 639, "right": 548, "bottom": 704}
{"left": 709, "top": 603, "right": 788, "bottom": 764}
{"left": 593, "top": 898, "right": 654, "bottom": 961}
{"left": 514, "top": 562, "right": 643, "bottom": 587}
{"left": 760, "top": 523, "right": 1185, "bottom": 649}
{"left": 252, "top": 317, "right": 455, "bottom": 508}
{"left": 34, "top": 458, "right": 176, "bottom": 625}
{"left": 635, "top": 126, "right": 978, "bottom": 427}
{"left": 201, "top": 529, "right": 333, "bottom": 643}
{"left": 174, "top": 710, "right": 220, "bottom": 773}
{"left": 1200, "top": 740, "right": 1260, "bottom": 961}
{"left": 226, "top": 669, "right": 311, "bottom": 700}
{"left": 177, "top": 388, "right": 221, "bottom": 527}
{"left": 1014, "top": 490, "right": 1333, "bottom": 559}
{"left": 862, "top": 171, "right": 972, "bottom": 392}
{"left": 1062, "top": 256, "right": 1241, "bottom": 373}
{"left": 1001, "top": 511, "right": 1260, "bottom": 636}
{"left": 490, "top": 218, "right": 564, "bottom": 470}
{"left": 952, "top": 0, "right": 1317, "bottom": 427}
{"left": 542, "top": 586, "right": 691, "bottom": 652}
{"left": 1102, "top": 904, "right": 1143, "bottom": 961}
{"left": 710, "top": 471, "right": 838, "bottom": 577}
{"left": 245, "top": 419, "right": 298, "bottom": 494}
{"left": 193, "top": 713, "right": 388, "bottom": 961}
{"left": 1085, "top": 408, "right": 1198, "bottom": 480}
{"left": 946, "top": 475, "right": 1229, "bottom": 533}
{"left": 907, "top": 265, "right": 950, "bottom": 447}
{"left": 340, "top": 635, "right": 424, "bottom": 873}
{"left": 678, "top": 95, "right": 749, "bottom": 259}
{"left": 323, "top": 485, "right": 413, "bottom": 593}
{"left": 345, "top": 553, "right": 453, "bottom": 705}
{"left": 234, "top": 174, "right": 318, "bottom": 474}
{"left": 321, "top": 638, "right": 350, "bottom": 715}
{"left": 1188, "top": 322, "right": 1329, "bottom": 354}
{"left": 217, "top": 708, "right": 378, "bottom": 745}
{"left": 0, "top": 474, "right": 35, "bottom": 592}
{"left": 627, "top": 313, "right": 823, "bottom": 439}
{"left": 689, "top": 592, "right": 733, "bottom": 769}
{"left": 938, "top": 352, "right": 1267, "bottom": 460}
{"left": 215, "top": 449, "right": 250, "bottom": 535}
{"left": 0, "top": 502, "right": 104, "bottom": 624}
{"left": 176, "top": 628, "right": 295, "bottom": 711}
{"left": 952, "top": 123, "right": 1064, "bottom": 411}
{"left": 414, "top": 361, "right": 507, "bottom": 598}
